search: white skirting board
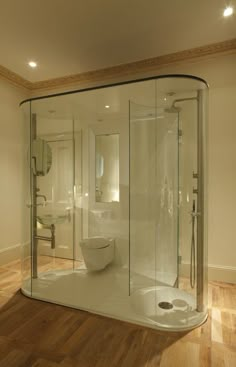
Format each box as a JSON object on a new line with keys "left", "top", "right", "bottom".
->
{"left": 180, "top": 262, "right": 236, "bottom": 284}
{"left": 0, "top": 243, "right": 21, "bottom": 265}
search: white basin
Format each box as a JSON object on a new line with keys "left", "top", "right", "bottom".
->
{"left": 37, "top": 214, "right": 67, "bottom": 226}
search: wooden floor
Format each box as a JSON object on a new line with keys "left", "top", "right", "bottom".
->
{"left": 0, "top": 258, "right": 236, "bottom": 367}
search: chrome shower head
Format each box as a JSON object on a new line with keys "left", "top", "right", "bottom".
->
{"left": 164, "top": 105, "right": 181, "bottom": 113}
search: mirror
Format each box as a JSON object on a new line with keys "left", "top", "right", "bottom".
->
{"left": 95, "top": 134, "right": 119, "bottom": 203}
{"left": 32, "top": 138, "right": 52, "bottom": 176}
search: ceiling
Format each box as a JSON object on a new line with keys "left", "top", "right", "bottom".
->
{"left": 0, "top": 0, "right": 235, "bottom": 82}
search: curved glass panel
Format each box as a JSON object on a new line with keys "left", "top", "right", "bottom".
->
{"left": 21, "top": 101, "right": 32, "bottom": 296}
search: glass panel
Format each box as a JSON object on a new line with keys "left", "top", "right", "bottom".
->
{"left": 21, "top": 101, "right": 32, "bottom": 295}
{"left": 129, "top": 77, "right": 208, "bottom": 330}
{"left": 95, "top": 134, "right": 119, "bottom": 203}
{"left": 30, "top": 98, "right": 75, "bottom": 302}
{"left": 195, "top": 88, "right": 208, "bottom": 313}
{"left": 74, "top": 124, "right": 83, "bottom": 266}
{"left": 178, "top": 97, "right": 198, "bottom": 297}
{"left": 129, "top": 94, "right": 179, "bottom": 325}
{"left": 154, "top": 106, "right": 179, "bottom": 288}
{"left": 130, "top": 101, "right": 157, "bottom": 294}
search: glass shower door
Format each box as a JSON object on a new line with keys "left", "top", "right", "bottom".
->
{"left": 129, "top": 102, "right": 157, "bottom": 295}
{"left": 129, "top": 100, "right": 180, "bottom": 324}
{"left": 129, "top": 102, "right": 179, "bottom": 293}
{"left": 154, "top": 109, "right": 179, "bottom": 288}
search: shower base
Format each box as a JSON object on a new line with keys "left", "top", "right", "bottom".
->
{"left": 22, "top": 265, "right": 207, "bottom": 332}
{"left": 131, "top": 286, "right": 207, "bottom": 330}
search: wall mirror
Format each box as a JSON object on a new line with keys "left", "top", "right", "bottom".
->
{"left": 95, "top": 134, "right": 119, "bottom": 203}
{"left": 32, "top": 138, "right": 52, "bottom": 176}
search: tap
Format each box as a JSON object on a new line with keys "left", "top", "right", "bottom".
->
{"left": 36, "top": 194, "right": 47, "bottom": 206}
{"left": 37, "top": 194, "right": 47, "bottom": 202}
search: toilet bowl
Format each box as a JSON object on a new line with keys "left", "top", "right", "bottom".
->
{"left": 80, "top": 237, "right": 115, "bottom": 271}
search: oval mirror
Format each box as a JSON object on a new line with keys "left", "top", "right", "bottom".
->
{"left": 32, "top": 138, "right": 52, "bottom": 176}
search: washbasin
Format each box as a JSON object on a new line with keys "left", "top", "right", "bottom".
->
{"left": 37, "top": 213, "right": 68, "bottom": 226}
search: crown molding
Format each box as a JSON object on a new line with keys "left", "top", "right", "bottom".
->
{"left": 0, "top": 38, "right": 236, "bottom": 92}
{"left": 33, "top": 38, "right": 236, "bottom": 92}
{"left": 0, "top": 64, "right": 32, "bottom": 90}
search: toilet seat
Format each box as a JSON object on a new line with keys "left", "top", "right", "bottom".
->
{"left": 81, "top": 242, "right": 110, "bottom": 250}
{"left": 80, "top": 237, "right": 112, "bottom": 250}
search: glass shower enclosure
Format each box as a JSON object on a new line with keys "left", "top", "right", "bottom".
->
{"left": 21, "top": 75, "right": 208, "bottom": 331}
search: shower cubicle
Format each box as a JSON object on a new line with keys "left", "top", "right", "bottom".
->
{"left": 21, "top": 75, "right": 208, "bottom": 331}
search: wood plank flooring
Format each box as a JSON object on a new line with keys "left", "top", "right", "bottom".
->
{"left": 0, "top": 257, "right": 236, "bottom": 367}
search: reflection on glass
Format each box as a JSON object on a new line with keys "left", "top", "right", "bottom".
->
{"left": 95, "top": 134, "right": 119, "bottom": 203}
{"left": 32, "top": 138, "right": 52, "bottom": 176}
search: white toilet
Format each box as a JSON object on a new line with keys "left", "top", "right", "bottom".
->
{"left": 80, "top": 237, "right": 115, "bottom": 271}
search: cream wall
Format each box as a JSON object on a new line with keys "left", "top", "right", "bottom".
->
{"left": 208, "top": 86, "right": 236, "bottom": 270}
{"left": 179, "top": 84, "right": 236, "bottom": 282}
{"left": 0, "top": 79, "right": 29, "bottom": 264}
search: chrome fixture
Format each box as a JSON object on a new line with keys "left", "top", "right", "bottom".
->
{"left": 36, "top": 193, "right": 47, "bottom": 207}
{"left": 164, "top": 105, "right": 181, "bottom": 113}
{"left": 158, "top": 301, "right": 173, "bottom": 310}
{"left": 36, "top": 193, "right": 47, "bottom": 202}
{"left": 172, "top": 97, "right": 197, "bottom": 108}
{"left": 165, "top": 97, "right": 197, "bottom": 114}
{"left": 35, "top": 224, "right": 55, "bottom": 250}
{"left": 167, "top": 92, "right": 206, "bottom": 312}
{"left": 31, "top": 114, "right": 55, "bottom": 279}
{"left": 196, "top": 90, "right": 206, "bottom": 312}
{"left": 190, "top": 200, "right": 197, "bottom": 288}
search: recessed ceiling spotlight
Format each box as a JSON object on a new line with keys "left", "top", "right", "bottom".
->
{"left": 164, "top": 97, "right": 167, "bottom": 101}
{"left": 28, "top": 61, "right": 37, "bottom": 68}
{"left": 105, "top": 105, "right": 110, "bottom": 109}
{"left": 223, "top": 6, "right": 233, "bottom": 17}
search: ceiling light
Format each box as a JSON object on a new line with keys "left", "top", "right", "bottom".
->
{"left": 28, "top": 61, "right": 37, "bottom": 68}
{"left": 105, "top": 105, "right": 110, "bottom": 109}
{"left": 223, "top": 6, "right": 233, "bottom": 17}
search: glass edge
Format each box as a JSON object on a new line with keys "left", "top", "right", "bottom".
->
{"left": 19, "top": 74, "right": 209, "bottom": 107}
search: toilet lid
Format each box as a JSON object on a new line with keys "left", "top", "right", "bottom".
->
{"left": 85, "top": 242, "right": 110, "bottom": 250}
{"left": 80, "top": 237, "right": 111, "bottom": 249}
